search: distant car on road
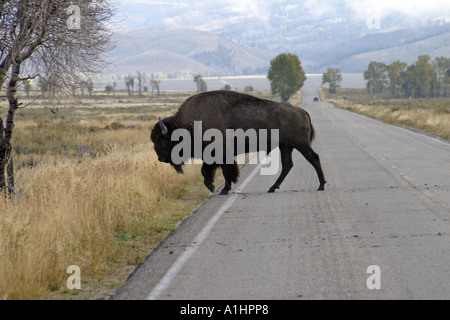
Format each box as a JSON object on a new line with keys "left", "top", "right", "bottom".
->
{"left": 313, "top": 96, "right": 319, "bottom": 102}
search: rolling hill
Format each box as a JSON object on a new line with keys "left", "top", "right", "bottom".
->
{"left": 106, "top": 27, "right": 274, "bottom": 76}
{"left": 337, "top": 31, "right": 450, "bottom": 72}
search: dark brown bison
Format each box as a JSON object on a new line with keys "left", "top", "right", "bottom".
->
{"left": 150, "top": 90, "right": 326, "bottom": 195}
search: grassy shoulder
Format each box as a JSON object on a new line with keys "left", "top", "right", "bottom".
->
{"left": 319, "top": 88, "right": 450, "bottom": 140}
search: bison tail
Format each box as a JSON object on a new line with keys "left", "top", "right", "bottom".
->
{"left": 310, "top": 123, "right": 315, "bottom": 143}
{"left": 305, "top": 111, "right": 315, "bottom": 143}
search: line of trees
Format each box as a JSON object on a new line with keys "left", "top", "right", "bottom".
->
{"left": 364, "top": 55, "right": 450, "bottom": 98}
{"left": 27, "top": 71, "right": 164, "bottom": 98}
{"left": 30, "top": 72, "right": 209, "bottom": 97}
{"left": 123, "top": 71, "right": 161, "bottom": 97}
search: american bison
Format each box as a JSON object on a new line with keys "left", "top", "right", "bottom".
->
{"left": 151, "top": 90, "right": 326, "bottom": 195}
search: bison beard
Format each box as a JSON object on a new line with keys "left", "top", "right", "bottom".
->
{"left": 150, "top": 90, "right": 326, "bottom": 195}
{"left": 171, "top": 162, "right": 184, "bottom": 175}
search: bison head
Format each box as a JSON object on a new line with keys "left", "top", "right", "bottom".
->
{"left": 150, "top": 117, "right": 184, "bottom": 174}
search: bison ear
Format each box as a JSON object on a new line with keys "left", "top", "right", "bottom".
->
{"left": 159, "top": 117, "right": 169, "bottom": 136}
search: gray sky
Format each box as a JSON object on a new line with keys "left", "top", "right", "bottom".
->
{"left": 116, "top": 0, "right": 450, "bottom": 25}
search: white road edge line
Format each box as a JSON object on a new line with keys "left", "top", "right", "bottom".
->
{"left": 393, "top": 125, "right": 449, "bottom": 146}
{"left": 146, "top": 158, "right": 263, "bottom": 300}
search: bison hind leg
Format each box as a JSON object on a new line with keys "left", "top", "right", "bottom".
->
{"left": 219, "top": 162, "right": 239, "bottom": 195}
{"left": 296, "top": 145, "right": 326, "bottom": 191}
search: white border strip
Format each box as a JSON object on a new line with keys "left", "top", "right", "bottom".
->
{"left": 146, "top": 160, "right": 262, "bottom": 300}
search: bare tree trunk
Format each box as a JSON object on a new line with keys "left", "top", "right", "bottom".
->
{"left": 0, "top": 61, "right": 20, "bottom": 193}
{"left": 0, "top": 117, "right": 5, "bottom": 191}
{"left": 137, "top": 71, "right": 143, "bottom": 96}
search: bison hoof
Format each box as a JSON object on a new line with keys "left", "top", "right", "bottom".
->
{"left": 317, "top": 185, "right": 325, "bottom": 191}
{"left": 206, "top": 184, "right": 215, "bottom": 192}
{"left": 219, "top": 188, "right": 230, "bottom": 195}
{"left": 268, "top": 187, "right": 278, "bottom": 193}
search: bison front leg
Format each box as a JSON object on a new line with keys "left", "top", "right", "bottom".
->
{"left": 268, "top": 144, "right": 293, "bottom": 193}
{"left": 219, "top": 162, "right": 239, "bottom": 195}
{"left": 201, "top": 163, "right": 218, "bottom": 192}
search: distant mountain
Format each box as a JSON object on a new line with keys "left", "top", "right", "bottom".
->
{"left": 106, "top": 27, "right": 274, "bottom": 77}
{"left": 108, "top": 1, "right": 450, "bottom": 75}
{"left": 337, "top": 31, "right": 450, "bottom": 72}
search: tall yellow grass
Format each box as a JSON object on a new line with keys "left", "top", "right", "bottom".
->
{"left": 0, "top": 142, "right": 206, "bottom": 299}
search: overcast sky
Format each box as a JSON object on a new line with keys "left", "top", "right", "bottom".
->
{"left": 115, "top": 0, "right": 450, "bottom": 22}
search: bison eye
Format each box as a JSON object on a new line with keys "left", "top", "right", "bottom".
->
{"left": 161, "top": 139, "right": 171, "bottom": 149}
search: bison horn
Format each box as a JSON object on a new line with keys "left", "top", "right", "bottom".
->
{"left": 159, "top": 117, "right": 169, "bottom": 136}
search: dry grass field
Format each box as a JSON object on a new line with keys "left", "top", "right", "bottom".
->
{"left": 319, "top": 88, "right": 450, "bottom": 140}
{"left": 0, "top": 88, "right": 300, "bottom": 300}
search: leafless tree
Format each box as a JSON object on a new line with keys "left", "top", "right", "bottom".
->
{"left": 150, "top": 79, "right": 161, "bottom": 97}
{"left": 124, "top": 74, "right": 134, "bottom": 96}
{"left": 0, "top": 0, "right": 115, "bottom": 194}
{"left": 136, "top": 70, "right": 143, "bottom": 96}
{"left": 193, "top": 74, "right": 207, "bottom": 93}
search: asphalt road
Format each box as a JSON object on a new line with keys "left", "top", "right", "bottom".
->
{"left": 112, "top": 88, "right": 450, "bottom": 300}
